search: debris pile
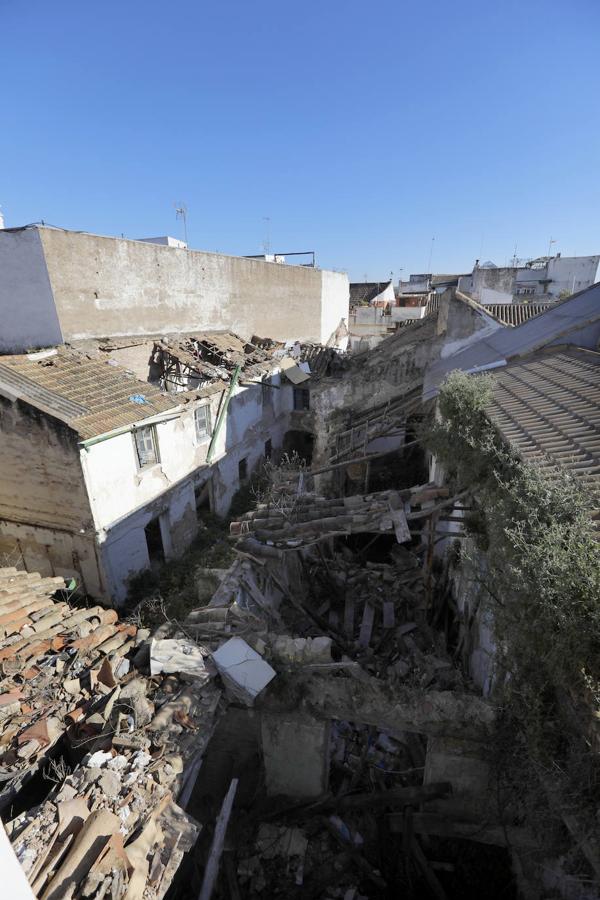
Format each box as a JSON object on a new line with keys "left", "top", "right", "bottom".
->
{"left": 153, "top": 480, "right": 511, "bottom": 899}
{"left": 230, "top": 484, "right": 455, "bottom": 548}
{"left": 0, "top": 474, "right": 515, "bottom": 899}
{"left": 0, "top": 567, "right": 223, "bottom": 899}
{"left": 0, "top": 567, "right": 136, "bottom": 809}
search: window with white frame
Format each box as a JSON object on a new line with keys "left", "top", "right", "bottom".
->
{"left": 134, "top": 426, "right": 159, "bottom": 468}
{"left": 194, "top": 404, "right": 212, "bottom": 442}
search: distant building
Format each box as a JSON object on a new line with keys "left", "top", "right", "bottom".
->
{"left": 458, "top": 254, "right": 600, "bottom": 305}
{"left": 349, "top": 280, "right": 395, "bottom": 308}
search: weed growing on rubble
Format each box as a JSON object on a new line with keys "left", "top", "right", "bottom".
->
{"left": 126, "top": 513, "right": 234, "bottom": 626}
{"left": 424, "top": 371, "right": 600, "bottom": 854}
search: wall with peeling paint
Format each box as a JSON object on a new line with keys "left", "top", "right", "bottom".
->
{"left": 0, "top": 227, "right": 349, "bottom": 351}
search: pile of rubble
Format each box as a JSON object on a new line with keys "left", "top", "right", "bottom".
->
{"left": 0, "top": 473, "right": 520, "bottom": 899}
{"left": 230, "top": 484, "right": 458, "bottom": 549}
{"left": 0, "top": 567, "right": 223, "bottom": 899}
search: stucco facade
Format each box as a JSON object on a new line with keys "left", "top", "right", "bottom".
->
{"left": 0, "top": 226, "right": 349, "bottom": 352}
{"left": 0, "top": 367, "right": 294, "bottom": 604}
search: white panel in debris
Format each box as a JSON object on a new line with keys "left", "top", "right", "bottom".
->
{"left": 212, "top": 637, "right": 276, "bottom": 704}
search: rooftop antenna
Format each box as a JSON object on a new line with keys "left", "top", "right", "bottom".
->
{"left": 512, "top": 243, "right": 518, "bottom": 267}
{"left": 547, "top": 236, "right": 557, "bottom": 257}
{"left": 427, "top": 236, "right": 435, "bottom": 272}
{"left": 174, "top": 203, "right": 188, "bottom": 246}
{"left": 262, "top": 216, "right": 271, "bottom": 255}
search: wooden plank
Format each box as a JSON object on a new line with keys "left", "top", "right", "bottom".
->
{"left": 389, "top": 506, "right": 411, "bottom": 544}
{"left": 198, "top": 778, "right": 239, "bottom": 900}
{"left": 411, "top": 835, "right": 448, "bottom": 900}
{"left": 382, "top": 602, "right": 395, "bottom": 629}
{"left": 358, "top": 603, "right": 375, "bottom": 648}
{"left": 343, "top": 593, "right": 355, "bottom": 637}
{"left": 388, "top": 812, "right": 537, "bottom": 849}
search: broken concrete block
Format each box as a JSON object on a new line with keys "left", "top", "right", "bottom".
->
{"left": 424, "top": 735, "right": 491, "bottom": 804}
{"left": 261, "top": 713, "right": 330, "bottom": 798}
{"left": 212, "top": 637, "right": 276, "bottom": 705}
{"left": 98, "top": 769, "right": 121, "bottom": 799}
{"left": 270, "top": 635, "right": 332, "bottom": 666}
{"left": 150, "top": 638, "right": 210, "bottom": 681}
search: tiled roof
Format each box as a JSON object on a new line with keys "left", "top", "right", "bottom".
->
{"left": 483, "top": 302, "right": 554, "bottom": 326}
{"left": 487, "top": 348, "right": 600, "bottom": 489}
{"left": 0, "top": 348, "right": 179, "bottom": 439}
{"left": 0, "top": 566, "right": 131, "bottom": 802}
{"left": 425, "top": 281, "right": 600, "bottom": 399}
{"left": 349, "top": 282, "right": 392, "bottom": 305}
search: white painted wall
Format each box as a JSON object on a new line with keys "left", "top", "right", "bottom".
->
{"left": 81, "top": 372, "right": 291, "bottom": 602}
{"left": 0, "top": 229, "right": 63, "bottom": 351}
{"left": 4, "top": 227, "right": 349, "bottom": 347}
{"left": 479, "top": 287, "right": 513, "bottom": 305}
{"left": 391, "top": 306, "right": 427, "bottom": 321}
{"left": 81, "top": 403, "right": 212, "bottom": 531}
{"left": 320, "top": 268, "right": 350, "bottom": 344}
{"left": 545, "top": 255, "right": 600, "bottom": 297}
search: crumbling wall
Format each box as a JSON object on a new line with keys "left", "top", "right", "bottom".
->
{"left": 0, "top": 398, "right": 103, "bottom": 592}
{"left": 0, "top": 398, "right": 93, "bottom": 531}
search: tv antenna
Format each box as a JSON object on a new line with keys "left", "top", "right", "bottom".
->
{"left": 547, "top": 236, "right": 557, "bottom": 257}
{"left": 262, "top": 216, "right": 271, "bottom": 255}
{"left": 174, "top": 203, "right": 188, "bottom": 246}
{"left": 427, "top": 236, "right": 435, "bottom": 272}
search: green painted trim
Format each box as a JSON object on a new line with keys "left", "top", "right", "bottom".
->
{"left": 206, "top": 365, "right": 241, "bottom": 464}
{"left": 79, "top": 410, "right": 182, "bottom": 449}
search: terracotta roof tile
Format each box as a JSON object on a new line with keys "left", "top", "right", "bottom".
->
{"left": 0, "top": 348, "right": 178, "bottom": 438}
{"left": 488, "top": 347, "right": 600, "bottom": 490}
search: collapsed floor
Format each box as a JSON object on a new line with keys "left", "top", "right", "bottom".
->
{"left": 1, "top": 463, "right": 565, "bottom": 899}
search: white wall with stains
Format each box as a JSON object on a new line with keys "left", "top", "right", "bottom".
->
{"left": 0, "top": 227, "right": 349, "bottom": 351}
{"left": 81, "top": 372, "right": 291, "bottom": 602}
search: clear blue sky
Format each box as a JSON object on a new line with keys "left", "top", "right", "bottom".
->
{"left": 2, "top": 0, "right": 599, "bottom": 281}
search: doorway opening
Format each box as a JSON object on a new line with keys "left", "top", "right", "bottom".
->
{"left": 283, "top": 429, "right": 315, "bottom": 464}
{"left": 144, "top": 517, "right": 165, "bottom": 571}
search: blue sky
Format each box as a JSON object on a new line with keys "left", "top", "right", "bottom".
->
{"left": 2, "top": 0, "right": 599, "bottom": 281}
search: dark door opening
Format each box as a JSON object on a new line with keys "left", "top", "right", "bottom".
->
{"left": 283, "top": 429, "right": 315, "bottom": 464}
{"left": 144, "top": 517, "right": 165, "bottom": 570}
{"left": 194, "top": 481, "right": 212, "bottom": 521}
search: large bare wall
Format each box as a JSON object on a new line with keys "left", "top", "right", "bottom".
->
{"left": 0, "top": 229, "right": 63, "bottom": 351}
{"left": 36, "top": 228, "right": 348, "bottom": 344}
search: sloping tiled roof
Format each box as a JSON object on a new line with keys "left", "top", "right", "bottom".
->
{"left": 483, "top": 302, "right": 554, "bottom": 326}
{"left": 487, "top": 348, "right": 600, "bottom": 489}
{"left": 350, "top": 282, "right": 392, "bottom": 305}
{"left": 0, "top": 348, "right": 179, "bottom": 439}
{"left": 425, "top": 282, "right": 600, "bottom": 399}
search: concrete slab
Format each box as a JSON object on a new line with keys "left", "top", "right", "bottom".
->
{"left": 212, "top": 637, "right": 276, "bottom": 705}
{"left": 261, "top": 713, "right": 330, "bottom": 798}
